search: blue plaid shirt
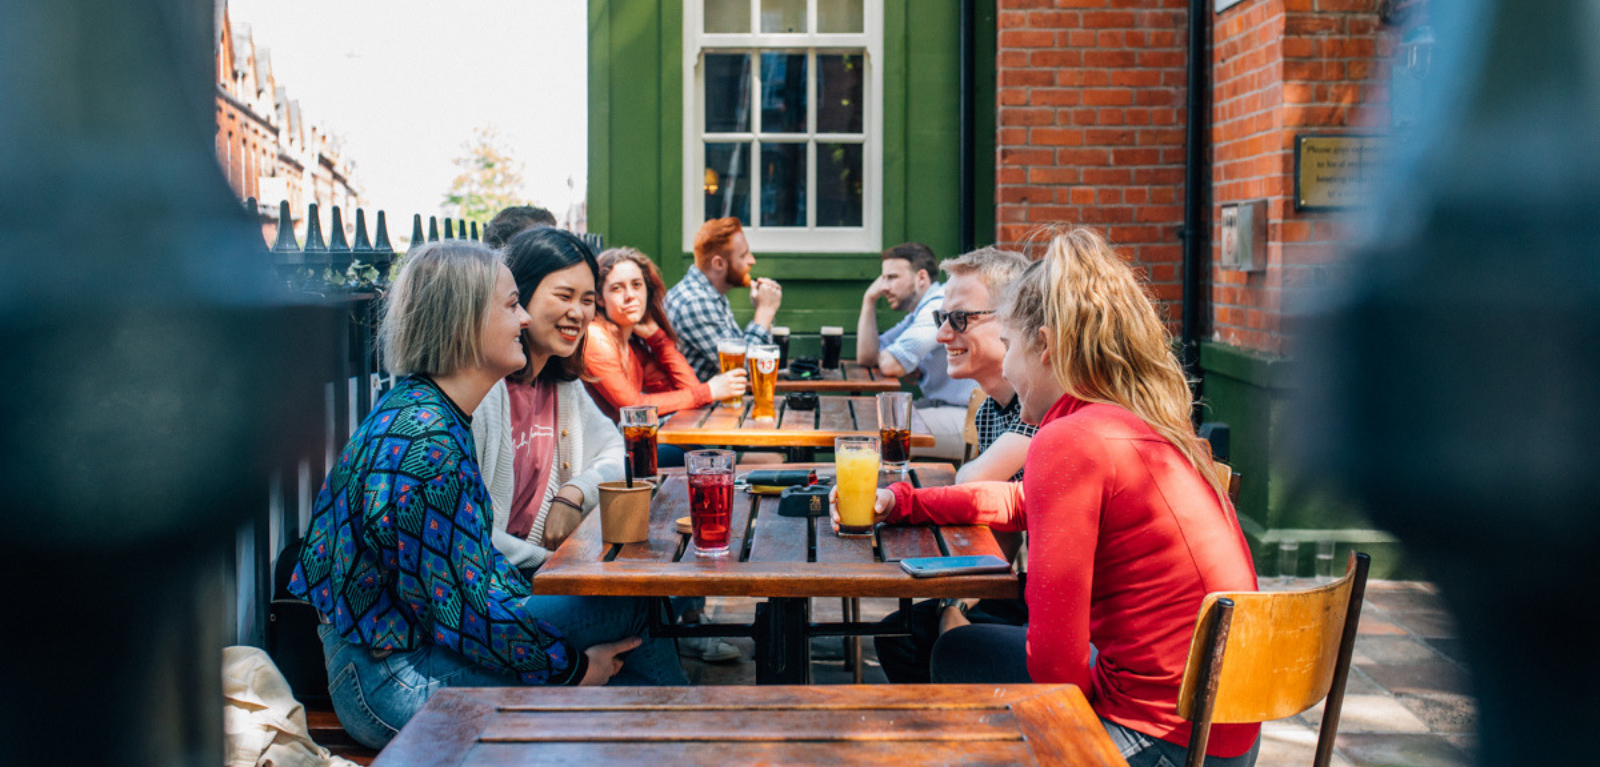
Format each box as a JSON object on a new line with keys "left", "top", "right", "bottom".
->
{"left": 666, "top": 265, "right": 773, "bottom": 381}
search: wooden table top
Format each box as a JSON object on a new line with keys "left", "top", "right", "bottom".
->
{"left": 774, "top": 361, "right": 901, "bottom": 393}
{"left": 534, "top": 463, "right": 1018, "bottom": 600}
{"left": 659, "top": 395, "right": 936, "bottom": 449}
{"left": 375, "top": 684, "right": 1129, "bottom": 767}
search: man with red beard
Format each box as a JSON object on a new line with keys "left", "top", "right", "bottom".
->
{"left": 667, "top": 217, "right": 784, "bottom": 381}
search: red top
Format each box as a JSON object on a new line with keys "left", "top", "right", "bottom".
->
{"left": 888, "top": 394, "right": 1260, "bottom": 758}
{"left": 583, "top": 317, "right": 713, "bottom": 420}
{"left": 505, "top": 379, "right": 558, "bottom": 539}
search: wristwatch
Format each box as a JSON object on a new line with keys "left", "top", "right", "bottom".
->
{"left": 938, "top": 598, "right": 971, "bottom": 617}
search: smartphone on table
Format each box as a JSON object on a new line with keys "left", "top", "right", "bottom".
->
{"left": 898, "top": 555, "right": 1011, "bottom": 578}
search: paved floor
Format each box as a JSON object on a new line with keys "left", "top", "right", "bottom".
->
{"left": 675, "top": 580, "right": 1475, "bottom": 767}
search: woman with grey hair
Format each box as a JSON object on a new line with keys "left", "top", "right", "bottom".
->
{"left": 289, "top": 240, "right": 685, "bottom": 750}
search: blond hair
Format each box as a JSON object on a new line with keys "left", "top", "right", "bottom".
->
{"left": 999, "top": 227, "right": 1225, "bottom": 502}
{"left": 940, "top": 246, "right": 1029, "bottom": 296}
{"left": 380, "top": 240, "right": 503, "bottom": 377}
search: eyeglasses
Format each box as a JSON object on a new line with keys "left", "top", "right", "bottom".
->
{"left": 932, "top": 309, "right": 996, "bottom": 333}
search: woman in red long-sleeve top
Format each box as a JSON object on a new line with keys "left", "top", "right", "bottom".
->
{"left": 584, "top": 247, "right": 746, "bottom": 420}
{"left": 835, "top": 228, "right": 1260, "bottom": 767}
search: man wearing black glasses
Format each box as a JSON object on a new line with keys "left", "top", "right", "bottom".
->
{"left": 855, "top": 242, "right": 979, "bottom": 460}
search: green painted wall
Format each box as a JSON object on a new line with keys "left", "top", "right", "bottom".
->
{"left": 1199, "top": 341, "right": 1416, "bottom": 579}
{"left": 589, "top": 0, "right": 997, "bottom": 337}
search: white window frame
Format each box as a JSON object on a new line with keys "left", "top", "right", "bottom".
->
{"left": 683, "top": 0, "right": 884, "bottom": 254}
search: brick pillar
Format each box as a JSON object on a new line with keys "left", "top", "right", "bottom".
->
{"left": 995, "top": 0, "right": 1191, "bottom": 315}
{"left": 1210, "top": 0, "right": 1395, "bottom": 354}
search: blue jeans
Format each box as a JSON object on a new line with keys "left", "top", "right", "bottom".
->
{"left": 1101, "top": 718, "right": 1260, "bottom": 767}
{"left": 933, "top": 625, "right": 1258, "bottom": 767}
{"left": 317, "top": 595, "right": 685, "bottom": 749}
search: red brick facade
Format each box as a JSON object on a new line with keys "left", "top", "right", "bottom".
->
{"left": 996, "top": 0, "right": 1192, "bottom": 307}
{"left": 1209, "top": 0, "right": 1392, "bottom": 354}
{"left": 995, "top": 0, "right": 1403, "bottom": 355}
{"left": 215, "top": 3, "right": 360, "bottom": 243}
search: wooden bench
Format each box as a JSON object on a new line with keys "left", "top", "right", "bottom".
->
{"left": 306, "top": 703, "right": 380, "bottom": 765}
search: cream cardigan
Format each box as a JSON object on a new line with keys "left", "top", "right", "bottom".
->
{"left": 471, "top": 378, "right": 625, "bottom": 569}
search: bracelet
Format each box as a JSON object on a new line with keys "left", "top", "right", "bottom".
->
{"left": 551, "top": 496, "right": 583, "bottom": 513}
{"left": 938, "top": 598, "right": 970, "bottom": 617}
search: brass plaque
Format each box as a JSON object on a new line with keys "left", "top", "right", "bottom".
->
{"left": 1295, "top": 135, "right": 1385, "bottom": 210}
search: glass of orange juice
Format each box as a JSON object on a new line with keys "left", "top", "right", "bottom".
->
{"left": 834, "top": 435, "right": 881, "bottom": 537}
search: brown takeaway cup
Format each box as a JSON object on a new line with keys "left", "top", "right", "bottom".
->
{"left": 599, "top": 480, "right": 655, "bottom": 544}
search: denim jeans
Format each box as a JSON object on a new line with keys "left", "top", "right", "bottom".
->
{"left": 1101, "top": 718, "right": 1261, "bottom": 767}
{"left": 317, "top": 595, "right": 685, "bottom": 749}
{"left": 929, "top": 623, "right": 1033, "bottom": 683}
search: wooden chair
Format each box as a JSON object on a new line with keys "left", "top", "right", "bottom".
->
{"left": 1176, "top": 551, "right": 1371, "bottom": 767}
{"left": 1213, "top": 462, "right": 1243, "bottom": 505}
{"left": 960, "top": 387, "right": 986, "bottom": 462}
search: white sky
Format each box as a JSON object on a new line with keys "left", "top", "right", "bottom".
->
{"left": 229, "top": 0, "right": 586, "bottom": 224}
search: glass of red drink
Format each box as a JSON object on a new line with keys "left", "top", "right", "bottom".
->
{"left": 620, "top": 405, "right": 659, "bottom": 478}
{"left": 686, "top": 449, "right": 735, "bottom": 557}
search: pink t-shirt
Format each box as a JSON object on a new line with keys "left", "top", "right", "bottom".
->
{"left": 505, "top": 380, "right": 558, "bottom": 540}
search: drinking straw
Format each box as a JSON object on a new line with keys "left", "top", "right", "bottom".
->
{"left": 625, "top": 449, "right": 634, "bottom": 489}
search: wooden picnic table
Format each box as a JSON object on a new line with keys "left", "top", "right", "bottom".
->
{"left": 774, "top": 360, "right": 901, "bottom": 393}
{"left": 376, "top": 684, "right": 1129, "bottom": 767}
{"left": 659, "top": 395, "right": 935, "bottom": 449}
{"left": 533, "top": 462, "right": 1018, "bottom": 683}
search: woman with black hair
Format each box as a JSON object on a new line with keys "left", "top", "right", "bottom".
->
{"left": 472, "top": 227, "right": 626, "bottom": 570}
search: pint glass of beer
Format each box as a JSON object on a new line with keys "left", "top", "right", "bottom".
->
{"left": 716, "top": 338, "right": 747, "bottom": 407}
{"left": 620, "top": 405, "right": 659, "bottom": 478}
{"left": 748, "top": 344, "right": 780, "bottom": 421}
{"left": 771, "top": 326, "right": 791, "bottom": 369}
{"left": 820, "top": 326, "right": 844, "bottom": 369}
{"left": 876, "top": 391, "right": 913, "bottom": 471}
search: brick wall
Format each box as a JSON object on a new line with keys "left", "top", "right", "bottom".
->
{"left": 1209, "top": 0, "right": 1393, "bottom": 354}
{"left": 993, "top": 0, "right": 1402, "bottom": 355}
{"left": 994, "top": 0, "right": 1192, "bottom": 310}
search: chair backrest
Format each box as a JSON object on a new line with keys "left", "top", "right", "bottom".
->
{"left": 960, "top": 387, "right": 986, "bottom": 461}
{"left": 1212, "top": 462, "right": 1242, "bottom": 505}
{"left": 1176, "top": 551, "right": 1370, "bottom": 767}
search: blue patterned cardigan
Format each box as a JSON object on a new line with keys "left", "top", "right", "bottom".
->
{"left": 289, "top": 376, "right": 586, "bottom": 685}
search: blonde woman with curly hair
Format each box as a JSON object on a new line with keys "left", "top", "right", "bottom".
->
{"left": 832, "top": 228, "right": 1260, "bottom": 767}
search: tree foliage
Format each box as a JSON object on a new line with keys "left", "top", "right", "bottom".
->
{"left": 442, "top": 126, "right": 528, "bottom": 222}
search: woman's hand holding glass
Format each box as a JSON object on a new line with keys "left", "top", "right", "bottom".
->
{"left": 708, "top": 369, "right": 748, "bottom": 402}
{"left": 827, "top": 485, "right": 897, "bottom": 534}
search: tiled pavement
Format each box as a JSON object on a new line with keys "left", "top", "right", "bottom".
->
{"left": 676, "top": 580, "right": 1474, "bottom": 767}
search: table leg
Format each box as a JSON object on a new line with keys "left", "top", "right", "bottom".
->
{"left": 754, "top": 597, "right": 811, "bottom": 684}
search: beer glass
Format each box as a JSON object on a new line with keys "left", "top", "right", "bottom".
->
{"left": 619, "top": 405, "right": 658, "bottom": 478}
{"left": 820, "top": 326, "right": 844, "bottom": 369}
{"left": 876, "top": 391, "right": 913, "bottom": 471}
{"left": 748, "top": 344, "right": 780, "bottom": 421}
{"left": 687, "top": 449, "right": 735, "bottom": 557}
{"left": 771, "top": 326, "right": 791, "bottom": 369}
{"left": 716, "top": 338, "right": 747, "bottom": 407}
{"left": 834, "top": 435, "right": 881, "bottom": 537}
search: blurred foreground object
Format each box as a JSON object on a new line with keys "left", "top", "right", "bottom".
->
{"left": 1299, "top": 1, "right": 1600, "bottom": 764}
{"left": 0, "top": 1, "right": 333, "bottom": 764}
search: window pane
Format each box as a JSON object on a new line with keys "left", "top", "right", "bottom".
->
{"left": 705, "top": 142, "right": 751, "bottom": 224}
{"left": 760, "top": 53, "right": 807, "bottom": 134}
{"left": 704, "top": 54, "right": 752, "bottom": 133}
{"left": 760, "top": 143, "right": 806, "bottom": 227}
{"left": 818, "top": 0, "right": 863, "bottom": 33}
{"left": 817, "top": 54, "right": 864, "bottom": 133}
{"left": 760, "top": 0, "right": 805, "bottom": 33}
{"left": 817, "top": 142, "right": 863, "bottom": 227}
{"left": 704, "top": 0, "right": 751, "bottom": 33}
